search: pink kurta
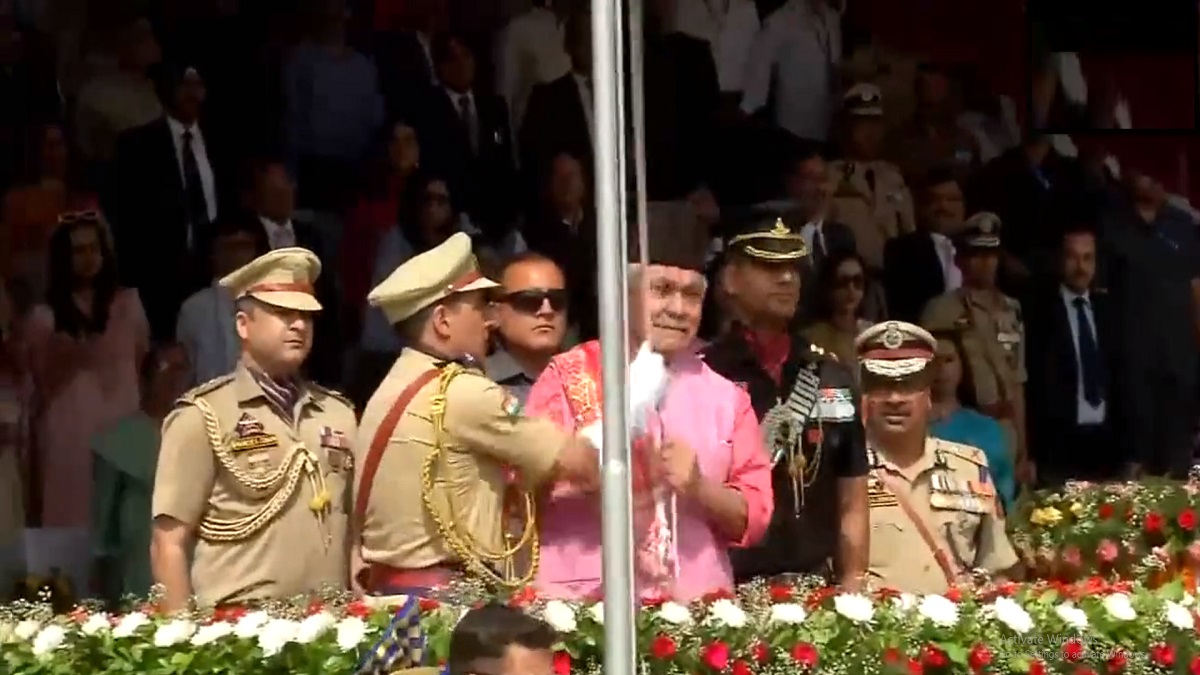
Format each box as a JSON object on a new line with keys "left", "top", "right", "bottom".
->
{"left": 526, "top": 341, "right": 773, "bottom": 601}
{"left": 23, "top": 288, "right": 149, "bottom": 527}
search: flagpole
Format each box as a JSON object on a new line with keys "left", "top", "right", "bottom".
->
{"left": 592, "top": 0, "right": 638, "bottom": 674}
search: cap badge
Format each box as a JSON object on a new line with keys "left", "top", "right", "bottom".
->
{"left": 770, "top": 218, "right": 791, "bottom": 236}
{"left": 882, "top": 322, "right": 904, "bottom": 349}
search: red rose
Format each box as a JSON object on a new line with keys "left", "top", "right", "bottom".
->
{"left": 1144, "top": 512, "right": 1165, "bottom": 534}
{"left": 922, "top": 645, "right": 948, "bottom": 668}
{"left": 805, "top": 586, "right": 837, "bottom": 609}
{"left": 1150, "top": 643, "right": 1176, "bottom": 668}
{"left": 702, "top": 641, "right": 731, "bottom": 671}
{"left": 1106, "top": 650, "right": 1127, "bottom": 673}
{"left": 702, "top": 588, "right": 736, "bottom": 604}
{"left": 1179, "top": 508, "right": 1198, "bottom": 531}
{"left": 750, "top": 641, "right": 770, "bottom": 664}
{"left": 790, "top": 643, "right": 819, "bottom": 669}
{"left": 968, "top": 645, "right": 992, "bottom": 672}
{"left": 1098, "top": 503, "right": 1115, "bottom": 519}
{"left": 418, "top": 597, "right": 441, "bottom": 612}
{"left": 553, "top": 651, "right": 571, "bottom": 675}
{"left": 1029, "top": 660, "right": 1047, "bottom": 675}
{"left": 305, "top": 600, "right": 325, "bottom": 616}
{"left": 345, "top": 600, "right": 371, "bottom": 618}
{"left": 1097, "top": 539, "right": 1120, "bottom": 564}
{"left": 509, "top": 586, "right": 538, "bottom": 607}
{"left": 650, "top": 634, "right": 677, "bottom": 660}
{"left": 732, "top": 660, "right": 753, "bottom": 675}
{"left": 883, "top": 648, "right": 904, "bottom": 665}
{"left": 768, "top": 584, "right": 794, "bottom": 602}
{"left": 1189, "top": 655, "right": 1200, "bottom": 675}
{"left": 945, "top": 587, "right": 963, "bottom": 602}
{"left": 907, "top": 658, "right": 924, "bottom": 675}
{"left": 1063, "top": 640, "right": 1085, "bottom": 662}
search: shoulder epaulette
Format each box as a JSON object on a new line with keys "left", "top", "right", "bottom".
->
{"left": 311, "top": 383, "right": 356, "bottom": 412}
{"left": 808, "top": 343, "right": 839, "bottom": 362}
{"left": 937, "top": 439, "right": 988, "bottom": 466}
{"left": 174, "top": 374, "right": 235, "bottom": 407}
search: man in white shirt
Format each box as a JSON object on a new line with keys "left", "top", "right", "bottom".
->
{"left": 741, "top": 0, "right": 841, "bottom": 142}
{"left": 176, "top": 219, "right": 266, "bottom": 385}
{"left": 494, "top": 0, "right": 572, "bottom": 147}
{"left": 670, "top": 0, "right": 760, "bottom": 97}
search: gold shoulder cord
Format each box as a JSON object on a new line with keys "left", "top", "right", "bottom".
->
{"left": 419, "top": 364, "right": 540, "bottom": 590}
{"left": 190, "top": 398, "right": 332, "bottom": 545}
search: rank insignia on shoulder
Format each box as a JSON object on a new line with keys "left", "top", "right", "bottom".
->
{"left": 816, "top": 387, "right": 855, "bottom": 421}
{"left": 230, "top": 433, "right": 279, "bottom": 453}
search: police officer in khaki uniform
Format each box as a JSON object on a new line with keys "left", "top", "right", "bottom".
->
{"left": 353, "top": 233, "right": 599, "bottom": 596}
{"left": 919, "top": 213, "right": 1028, "bottom": 478}
{"left": 857, "top": 320, "right": 1018, "bottom": 594}
{"left": 151, "top": 248, "right": 357, "bottom": 611}
{"left": 828, "top": 83, "right": 917, "bottom": 272}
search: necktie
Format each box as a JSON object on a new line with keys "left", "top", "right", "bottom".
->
{"left": 1072, "top": 296, "right": 1103, "bottom": 407}
{"left": 458, "top": 94, "right": 479, "bottom": 154}
{"left": 181, "top": 130, "right": 210, "bottom": 245}
{"left": 811, "top": 227, "right": 826, "bottom": 268}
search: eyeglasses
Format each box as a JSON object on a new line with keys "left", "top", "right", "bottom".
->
{"left": 497, "top": 288, "right": 569, "bottom": 314}
{"left": 835, "top": 273, "right": 865, "bottom": 289}
{"left": 57, "top": 210, "right": 100, "bottom": 225}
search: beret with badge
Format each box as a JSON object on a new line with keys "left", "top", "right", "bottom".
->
{"left": 368, "top": 232, "right": 500, "bottom": 325}
{"left": 219, "top": 246, "right": 323, "bottom": 312}
{"left": 855, "top": 320, "right": 938, "bottom": 381}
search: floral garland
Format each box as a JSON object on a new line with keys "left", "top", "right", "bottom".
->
{"left": 2, "top": 576, "right": 1199, "bottom": 674}
{"left": 1009, "top": 480, "right": 1200, "bottom": 585}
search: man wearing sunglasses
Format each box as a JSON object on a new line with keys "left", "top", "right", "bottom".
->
{"left": 527, "top": 202, "right": 773, "bottom": 601}
{"left": 486, "top": 253, "right": 569, "bottom": 406}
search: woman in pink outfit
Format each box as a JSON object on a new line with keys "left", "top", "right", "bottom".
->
{"left": 22, "top": 212, "right": 148, "bottom": 529}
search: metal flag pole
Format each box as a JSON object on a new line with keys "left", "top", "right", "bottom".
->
{"left": 593, "top": 3, "right": 638, "bottom": 675}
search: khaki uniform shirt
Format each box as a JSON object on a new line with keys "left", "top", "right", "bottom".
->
{"left": 828, "top": 159, "right": 916, "bottom": 270}
{"left": 920, "top": 288, "right": 1027, "bottom": 410}
{"left": 152, "top": 366, "right": 356, "bottom": 607}
{"left": 868, "top": 437, "right": 1018, "bottom": 594}
{"left": 354, "top": 349, "right": 565, "bottom": 570}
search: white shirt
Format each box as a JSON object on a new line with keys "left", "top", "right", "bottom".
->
{"left": 176, "top": 283, "right": 239, "bottom": 386}
{"left": 671, "top": 0, "right": 760, "bottom": 92}
{"left": 930, "top": 232, "right": 962, "bottom": 291}
{"left": 741, "top": 0, "right": 840, "bottom": 141}
{"left": 799, "top": 219, "right": 825, "bottom": 257}
{"left": 572, "top": 73, "right": 595, "bottom": 141}
{"left": 166, "top": 116, "right": 218, "bottom": 225}
{"left": 495, "top": 6, "right": 570, "bottom": 134}
{"left": 416, "top": 32, "right": 434, "bottom": 82}
{"left": 1060, "top": 285, "right": 1106, "bottom": 425}
{"left": 260, "top": 216, "right": 296, "bottom": 250}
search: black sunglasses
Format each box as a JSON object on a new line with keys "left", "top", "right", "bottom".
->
{"left": 497, "top": 288, "right": 569, "bottom": 314}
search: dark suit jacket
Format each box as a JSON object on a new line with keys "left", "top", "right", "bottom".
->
{"left": 883, "top": 231, "right": 947, "bottom": 324}
{"left": 291, "top": 219, "right": 342, "bottom": 388}
{"left": 413, "top": 87, "right": 518, "bottom": 234}
{"left": 519, "top": 73, "right": 593, "bottom": 181}
{"left": 643, "top": 31, "right": 721, "bottom": 199}
{"left": 792, "top": 218, "right": 857, "bottom": 324}
{"left": 1024, "top": 284, "right": 1127, "bottom": 470}
{"left": 104, "top": 117, "right": 231, "bottom": 340}
{"left": 376, "top": 30, "right": 436, "bottom": 121}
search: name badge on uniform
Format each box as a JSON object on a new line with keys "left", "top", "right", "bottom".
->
{"left": 231, "top": 433, "right": 279, "bottom": 453}
{"left": 815, "top": 388, "right": 855, "bottom": 422}
{"left": 320, "top": 426, "right": 349, "bottom": 450}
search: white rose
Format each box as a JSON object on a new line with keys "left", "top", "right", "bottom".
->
{"left": 1055, "top": 604, "right": 1089, "bottom": 630}
{"left": 542, "top": 601, "right": 578, "bottom": 633}
{"left": 256, "top": 618, "right": 299, "bottom": 657}
{"left": 707, "top": 599, "right": 748, "bottom": 629}
{"left": 833, "top": 593, "right": 875, "bottom": 624}
{"left": 112, "top": 612, "right": 151, "bottom": 639}
{"left": 657, "top": 602, "right": 692, "bottom": 625}
{"left": 1101, "top": 594, "right": 1137, "bottom": 622}
{"left": 586, "top": 602, "right": 604, "bottom": 625}
{"left": 917, "top": 595, "right": 960, "bottom": 627}
{"left": 991, "top": 597, "right": 1033, "bottom": 634}
{"left": 31, "top": 625, "right": 67, "bottom": 657}
{"left": 80, "top": 613, "right": 111, "bottom": 636}
{"left": 335, "top": 617, "right": 368, "bottom": 652}
{"left": 233, "top": 611, "right": 271, "bottom": 639}
{"left": 14, "top": 620, "right": 40, "bottom": 640}
{"left": 191, "top": 621, "right": 235, "bottom": 646}
{"left": 1163, "top": 601, "right": 1194, "bottom": 630}
{"left": 152, "top": 619, "right": 196, "bottom": 647}
{"left": 768, "top": 603, "right": 808, "bottom": 625}
{"left": 296, "top": 612, "right": 338, "bottom": 645}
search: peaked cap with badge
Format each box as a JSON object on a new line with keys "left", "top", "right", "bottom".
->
{"left": 724, "top": 215, "right": 810, "bottom": 262}
{"left": 842, "top": 82, "right": 884, "bottom": 117}
{"left": 856, "top": 320, "right": 937, "bottom": 380}
{"left": 220, "top": 246, "right": 323, "bottom": 312}
{"left": 956, "top": 212, "right": 1003, "bottom": 251}
{"left": 368, "top": 232, "right": 499, "bottom": 325}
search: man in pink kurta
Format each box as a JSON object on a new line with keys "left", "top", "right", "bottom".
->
{"left": 524, "top": 203, "right": 773, "bottom": 601}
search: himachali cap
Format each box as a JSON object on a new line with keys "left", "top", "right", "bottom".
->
{"left": 842, "top": 82, "right": 884, "bottom": 117}
{"left": 957, "top": 211, "right": 1003, "bottom": 250}
{"left": 627, "top": 200, "right": 712, "bottom": 272}
{"left": 219, "top": 247, "right": 322, "bottom": 312}
{"left": 368, "top": 231, "right": 499, "bottom": 324}
{"left": 855, "top": 320, "right": 938, "bottom": 380}
{"left": 725, "top": 216, "right": 809, "bottom": 262}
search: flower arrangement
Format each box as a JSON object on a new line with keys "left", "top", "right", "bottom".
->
{"left": 1009, "top": 480, "right": 1200, "bottom": 585}
{"left": 2, "top": 577, "right": 1200, "bottom": 674}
